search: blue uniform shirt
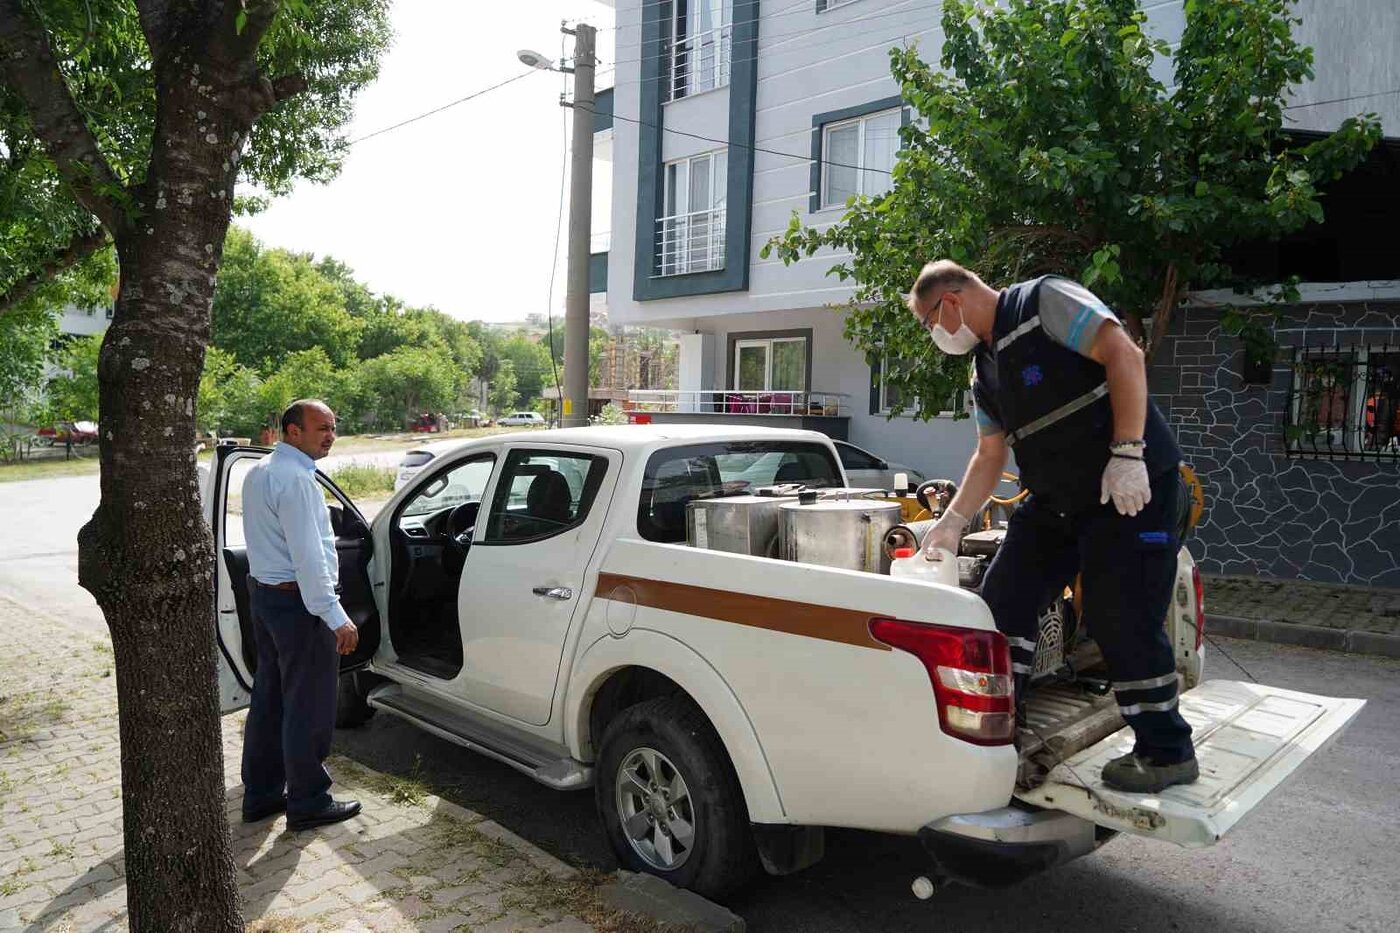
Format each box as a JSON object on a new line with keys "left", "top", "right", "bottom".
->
{"left": 242, "top": 443, "right": 350, "bottom": 631}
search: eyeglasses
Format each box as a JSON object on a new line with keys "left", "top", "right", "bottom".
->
{"left": 918, "top": 289, "right": 962, "bottom": 332}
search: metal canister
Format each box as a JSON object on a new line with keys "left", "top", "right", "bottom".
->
{"left": 779, "top": 499, "right": 903, "bottom": 574}
{"left": 686, "top": 495, "right": 795, "bottom": 557}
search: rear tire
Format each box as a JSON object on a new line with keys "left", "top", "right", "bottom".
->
{"left": 335, "top": 671, "right": 375, "bottom": 729}
{"left": 595, "top": 695, "right": 760, "bottom": 900}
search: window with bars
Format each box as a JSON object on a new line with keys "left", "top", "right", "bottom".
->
{"left": 657, "top": 150, "right": 727, "bottom": 276}
{"left": 667, "top": 0, "right": 732, "bottom": 102}
{"left": 1287, "top": 345, "right": 1400, "bottom": 459}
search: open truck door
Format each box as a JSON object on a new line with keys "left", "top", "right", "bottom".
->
{"left": 208, "top": 444, "right": 380, "bottom": 714}
{"left": 1016, "top": 679, "right": 1364, "bottom": 847}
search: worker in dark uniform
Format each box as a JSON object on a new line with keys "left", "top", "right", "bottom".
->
{"left": 908, "top": 260, "right": 1197, "bottom": 793}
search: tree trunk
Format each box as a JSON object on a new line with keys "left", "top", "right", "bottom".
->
{"left": 1143, "top": 263, "right": 1181, "bottom": 367}
{"left": 75, "top": 53, "right": 253, "bottom": 933}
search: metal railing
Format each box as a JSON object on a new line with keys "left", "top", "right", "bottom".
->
{"left": 627, "top": 389, "right": 850, "bottom": 417}
{"left": 655, "top": 208, "right": 726, "bottom": 276}
{"left": 1286, "top": 345, "right": 1400, "bottom": 460}
{"left": 666, "top": 24, "right": 731, "bottom": 102}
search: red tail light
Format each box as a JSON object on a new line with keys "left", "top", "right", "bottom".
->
{"left": 1192, "top": 565, "right": 1205, "bottom": 650}
{"left": 869, "top": 619, "right": 1014, "bottom": 746}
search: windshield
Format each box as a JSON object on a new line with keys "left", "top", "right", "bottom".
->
{"left": 637, "top": 440, "right": 843, "bottom": 543}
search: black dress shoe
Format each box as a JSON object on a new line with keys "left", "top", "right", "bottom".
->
{"left": 241, "top": 796, "right": 287, "bottom": 823}
{"left": 287, "top": 799, "right": 361, "bottom": 831}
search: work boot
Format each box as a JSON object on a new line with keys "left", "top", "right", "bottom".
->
{"left": 1101, "top": 752, "right": 1199, "bottom": 794}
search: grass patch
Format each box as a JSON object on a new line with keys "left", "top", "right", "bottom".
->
{"left": 0, "top": 690, "right": 72, "bottom": 743}
{"left": 48, "top": 840, "right": 75, "bottom": 859}
{"left": 0, "top": 876, "right": 22, "bottom": 897}
{"left": 0, "top": 455, "right": 101, "bottom": 483}
{"left": 502, "top": 867, "right": 680, "bottom": 933}
{"left": 325, "top": 462, "right": 396, "bottom": 499}
{"left": 246, "top": 918, "right": 314, "bottom": 933}
{"left": 360, "top": 755, "right": 429, "bottom": 808}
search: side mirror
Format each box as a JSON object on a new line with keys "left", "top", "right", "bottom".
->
{"left": 328, "top": 504, "right": 367, "bottom": 539}
{"left": 877, "top": 460, "right": 890, "bottom": 470}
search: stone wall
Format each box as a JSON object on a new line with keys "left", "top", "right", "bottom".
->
{"left": 1150, "top": 300, "right": 1400, "bottom": 587}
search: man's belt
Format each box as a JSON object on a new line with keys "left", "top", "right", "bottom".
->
{"left": 252, "top": 578, "right": 299, "bottom": 592}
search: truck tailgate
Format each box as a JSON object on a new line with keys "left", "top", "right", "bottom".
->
{"left": 1014, "top": 679, "right": 1364, "bottom": 847}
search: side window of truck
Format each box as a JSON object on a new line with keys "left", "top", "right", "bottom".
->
{"left": 481, "top": 449, "right": 608, "bottom": 544}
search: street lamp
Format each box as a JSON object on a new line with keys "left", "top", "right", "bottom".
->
{"left": 517, "top": 49, "right": 555, "bottom": 71}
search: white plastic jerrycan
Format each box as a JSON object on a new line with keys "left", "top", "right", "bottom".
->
{"left": 889, "top": 546, "right": 960, "bottom": 586}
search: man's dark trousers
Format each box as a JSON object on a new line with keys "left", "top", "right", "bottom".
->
{"left": 241, "top": 583, "right": 338, "bottom": 818}
{"left": 980, "top": 468, "right": 1194, "bottom": 764}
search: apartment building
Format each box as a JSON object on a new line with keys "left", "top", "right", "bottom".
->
{"left": 594, "top": 0, "right": 1400, "bottom": 583}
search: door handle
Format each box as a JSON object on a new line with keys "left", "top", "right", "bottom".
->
{"left": 532, "top": 586, "right": 573, "bottom": 600}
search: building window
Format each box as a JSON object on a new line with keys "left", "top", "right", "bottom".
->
{"left": 1287, "top": 345, "right": 1400, "bottom": 459}
{"left": 657, "top": 150, "right": 727, "bottom": 276}
{"left": 734, "top": 336, "right": 807, "bottom": 392}
{"left": 820, "top": 107, "right": 900, "bottom": 209}
{"left": 874, "top": 355, "right": 962, "bottom": 416}
{"left": 816, "top": 0, "right": 862, "bottom": 12}
{"left": 668, "top": 0, "right": 732, "bottom": 102}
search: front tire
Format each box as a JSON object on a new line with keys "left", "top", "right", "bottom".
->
{"left": 595, "top": 695, "right": 759, "bottom": 900}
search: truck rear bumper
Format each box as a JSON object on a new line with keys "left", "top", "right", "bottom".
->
{"left": 918, "top": 806, "right": 1103, "bottom": 888}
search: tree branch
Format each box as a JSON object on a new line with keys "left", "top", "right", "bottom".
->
{"left": 0, "top": 228, "right": 110, "bottom": 319}
{"left": 0, "top": 0, "right": 127, "bottom": 235}
{"left": 271, "top": 73, "right": 308, "bottom": 102}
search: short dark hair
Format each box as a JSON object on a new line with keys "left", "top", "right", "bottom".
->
{"left": 907, "top": 260, "right": 976, "bottom": 312}
{"left": 281, "top": 399, "right": 329, "bottom": 434}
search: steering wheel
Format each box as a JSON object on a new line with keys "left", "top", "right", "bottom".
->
{"left": 447, "top": 501, "right": 480, "bottom": 552}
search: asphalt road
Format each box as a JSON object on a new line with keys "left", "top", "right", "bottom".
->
{"left": 3, "top": 471, "right": 1397, "bottom": 932}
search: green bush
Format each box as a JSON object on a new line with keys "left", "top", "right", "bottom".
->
{"left": 327, "top": 462, "right": 395, "bottom": 498}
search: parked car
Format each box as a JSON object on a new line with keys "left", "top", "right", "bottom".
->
{"left": 206, "top": 426, "right": 1361, "bottom": 900}
{"left": 393, "top": 438, "right": 464, "bottom": 491}
{"left": 499, "top": 411, "right": 547, "bottom": 427}
{"left": 832, "top": 440, "right": 927, "bottom": 491}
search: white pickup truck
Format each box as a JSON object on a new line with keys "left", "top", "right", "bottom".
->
{"left": 207, "top": 425, "right": 1364, "bottom": 899}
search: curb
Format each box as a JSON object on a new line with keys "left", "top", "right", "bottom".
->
{"left": 600, "top": 871, "right": 746, "bottom": 933}
{"left": 1206, "top": 614, "right": 1400, "bottom": 660}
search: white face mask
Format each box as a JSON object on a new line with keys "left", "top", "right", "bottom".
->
{"left": 930, "top": 304, "right": 979, "bottom": 355}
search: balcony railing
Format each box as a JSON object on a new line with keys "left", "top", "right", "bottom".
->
{"left": 656, "top": 208, "right": 726, "bottom": 277}
{"left": 627, "top": 389, "right": 850, "bottom": 417}
{"left": 667, "top": 25, "right": 731, "bottom": 102}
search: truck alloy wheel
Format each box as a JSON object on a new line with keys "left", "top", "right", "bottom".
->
{"left": 614, "top": 746, "right": 695, "bottom": 870}
{"left": 595, "top": 695, "right": 759, "bottom": 898}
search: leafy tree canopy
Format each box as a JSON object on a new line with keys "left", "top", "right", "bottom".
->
{"left": 765, "top": 0, "right": 1380, "bottom": 419}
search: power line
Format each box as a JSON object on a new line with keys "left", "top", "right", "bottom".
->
{"left": 344, "top": 70, "right": 541, "bottom": 146}
{"left": 1283, "top": 87, "right": 1400, "bottom": 110}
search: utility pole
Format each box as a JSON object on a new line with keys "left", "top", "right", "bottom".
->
{"left": 561, "top": 22, "right": 595, "bottom": 428}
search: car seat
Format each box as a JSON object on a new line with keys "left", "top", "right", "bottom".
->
{"left": 526, "top": 470, "right": 573, "bottom": 526}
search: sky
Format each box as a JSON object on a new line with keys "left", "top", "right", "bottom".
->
{"left": 239, "top": 0, "right": 617, "bottom": 324}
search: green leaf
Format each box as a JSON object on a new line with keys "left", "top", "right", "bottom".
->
{"left": 235, "top": 9, "right": 247, "bottom": 35}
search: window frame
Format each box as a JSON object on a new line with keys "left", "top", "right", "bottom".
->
{"left": 816, "top": 0, "right": 863, "bottom": 12}
{"left": 1287, "top": 345, "right": 1400, "bottom": 460}
{"left": 478, "top": 447, "right": 610, "bottom": 546}
{"left": 732, "top": 335, "right": 808, "bottom": 392}
{"left": 668, "top": 0, "right": 733, "bottom": 102}
{"left": 872, "top": 353, "right": 965, "bottom": 418}
{"left": 819, "top": 107, "right": 901, "bottom": 209}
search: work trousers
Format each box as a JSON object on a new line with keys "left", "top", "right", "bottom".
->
{"left": 241, "top": 583, "right": 339, "bottom": 818}
{"left": 980, "top": 468, "right": 1195, "bottom": 764}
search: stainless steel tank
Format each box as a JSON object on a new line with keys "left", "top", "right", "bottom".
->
{"left": 779, "top": 498, "right": 903, "bottom": 574}
{"left": 686, "top": 495, "right": 795, "bottom": 557}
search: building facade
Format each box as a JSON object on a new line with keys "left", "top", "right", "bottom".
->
{"left": 598, "top": 0, "right": 1400, "bottom": 487}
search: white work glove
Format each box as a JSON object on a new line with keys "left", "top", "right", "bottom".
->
{"left": 1101, "top": 448, "right": 1151, "bottom": 516}
{"left": 921, "top": 509, "right": 967, "bottom": 561}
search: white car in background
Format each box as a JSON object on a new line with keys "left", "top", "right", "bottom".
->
{"left": 394, "top": 438, "right": 463, "bottom": 491}
{"left": 833, "top": 440, "right": 926, "bottom": 491}
{"left": 499, "top": 411, "right": 547, "bottom": 427}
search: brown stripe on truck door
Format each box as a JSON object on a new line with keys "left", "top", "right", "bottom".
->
{"left": 595, "top": 573, "right": 890, "bottom": 651}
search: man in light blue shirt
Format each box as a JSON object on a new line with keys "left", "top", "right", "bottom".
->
{"left": 239, "top": 399, "right": 361, "bottom": 830}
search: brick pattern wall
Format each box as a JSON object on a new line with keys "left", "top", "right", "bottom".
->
{"left": 1151, "top": 301, "right": 1400, "bottom": 587}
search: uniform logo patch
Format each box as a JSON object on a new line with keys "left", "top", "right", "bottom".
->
{"left": 1021, "top": 364, "right": 1043, "bottom": 387}
{"left": 1138, "top": 531, "right": 1169, "bottom": 545}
